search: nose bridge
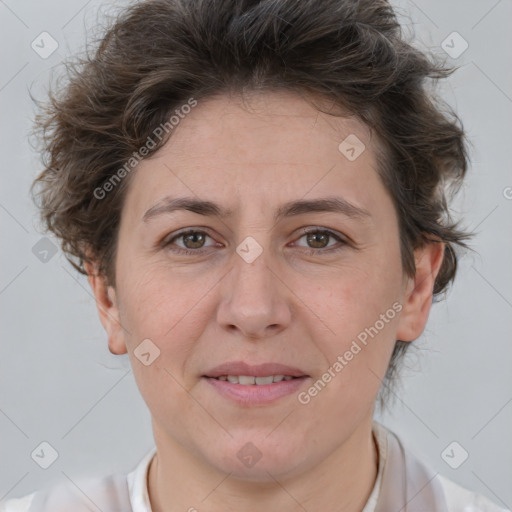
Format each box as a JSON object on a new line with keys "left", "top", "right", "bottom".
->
{"left": 216, "top": 237, "right": 290, "bottom": 338}
{"left": 233, "top": 243, "right": 274, "bottom": 298}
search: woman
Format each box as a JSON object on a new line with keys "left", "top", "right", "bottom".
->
{"left": 1, "top": 0, "right": 508, "bottom": 510}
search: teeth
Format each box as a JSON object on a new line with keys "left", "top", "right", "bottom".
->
{"left": 255, "top": 376, "right": 274, "bottom": 385}
{"left": 238, "top": 375, "right": 256, "bottom": 385}
{"left": 214, "top": 375, "right": 299, "bottom": 385}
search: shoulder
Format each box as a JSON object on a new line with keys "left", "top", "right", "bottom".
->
{"left": 0, "top": 472, "right": 131, "bottom": 512}
{"left": 373, "top": 421, "right": 510, "bottom": 512}
{"left": 437, "top": 473, "right": 510, "bottom": 512}
{"left": 0, "top": 493, "right": 35, "bottom": 512}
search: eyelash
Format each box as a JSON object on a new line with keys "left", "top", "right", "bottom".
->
{"left": 161, "top": 227, "right": 347, "bottom": 256}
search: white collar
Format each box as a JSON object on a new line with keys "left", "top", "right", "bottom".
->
{"left": 127, "top": 446, "right": 157, "bottom": 512}
{"left": 362, "top": 420, "right": 388, "bottom": 512}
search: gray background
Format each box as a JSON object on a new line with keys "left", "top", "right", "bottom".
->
{"left": 1, "top": 0, "right": 511, "bottom": 508}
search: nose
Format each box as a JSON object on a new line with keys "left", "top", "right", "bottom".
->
{"left": 216, "top": 246, "right": 292, "bottom": 340}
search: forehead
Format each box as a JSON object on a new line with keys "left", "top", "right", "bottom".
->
{"left": 122, "top": 90, "right": 387, "bottom": 221}
{"left": 158, "top": 90, "right": 372, "bottom": 165}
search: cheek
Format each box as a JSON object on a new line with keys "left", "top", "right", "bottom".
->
{"left": 309, "top": 253, "right": 402, "bottom": 334}
{"left": 116, "top": 262, "right": 218, "bottom": 391}
{"left": 117, "top": 268, "right": 204, "bottom": 415}
{"left": 299, "top": 246, "right": 403, "bottom": 384}
{"left": 119, "top": 261, "right": 201, "bottom": 334}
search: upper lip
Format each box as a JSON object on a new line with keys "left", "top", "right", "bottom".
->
{"left": 204, "top": 361, "right": 309, "bottom": 378}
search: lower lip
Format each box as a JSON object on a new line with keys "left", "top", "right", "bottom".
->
{"left": 204, "top": 376, "right": 309, "bottom": 405}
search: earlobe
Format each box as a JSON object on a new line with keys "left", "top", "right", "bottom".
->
{"left": 85, "top": 262, "right": 128, "bottom": 356}
{"left": 396, "top": 241, "right": 445, "bottom": 342}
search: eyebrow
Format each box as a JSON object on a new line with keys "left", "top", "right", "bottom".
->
{"left": 142, "top": 196, "right": 371, "bottom": 223}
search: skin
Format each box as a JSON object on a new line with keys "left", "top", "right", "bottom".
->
{"left": 86, "top": 90, "right": 444, "bottom": 512}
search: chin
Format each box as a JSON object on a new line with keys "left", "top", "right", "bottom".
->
{"left": 203, "top": 434, "right": 310, "bottom": 481}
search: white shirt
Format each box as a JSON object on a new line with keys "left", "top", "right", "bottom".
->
{"left": 1, "top": 421, "right": 509, "bottom": 512}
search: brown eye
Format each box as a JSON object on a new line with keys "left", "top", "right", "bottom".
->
{"left": 305, "top": 231, "right": 330, "bottom": 249}
{"left": 181, "top": 231, "right": 207, "bottom": 249}
{"left": 163, "top": 229, "right": 218, "bottom": 255}
{"left": 293, "top": 228, "right": 347, "bottom": 254}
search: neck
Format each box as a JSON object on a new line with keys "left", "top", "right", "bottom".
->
{"left": 147, "top": 418, "right": 379, "bottom": 512}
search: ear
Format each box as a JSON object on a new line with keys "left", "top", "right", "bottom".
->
{"left": 396, "top": 240, "right": 445, "bottom": 342}
{"left": 84, "top": 262, "right": 128, "bottom": 355}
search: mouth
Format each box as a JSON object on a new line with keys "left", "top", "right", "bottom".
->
{"left": 202, "top": 362, "right": 310, "bottom": 405}
{"left": 204, "top": 361, "right": 308, "bottom": 379}
{"left": 207, "top": 375, "right": 300, "bottom": 385}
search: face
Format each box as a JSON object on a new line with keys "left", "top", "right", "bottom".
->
{"left": 89, "top": 90, "right": 443, "bottom": 480}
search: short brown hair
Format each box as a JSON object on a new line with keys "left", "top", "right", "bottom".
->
{"left": 31, "top": 0, "right": 471, "bottom": 403}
